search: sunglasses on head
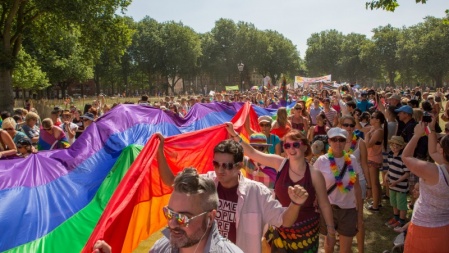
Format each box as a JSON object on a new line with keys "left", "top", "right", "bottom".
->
{"left": 162, "top": 206, "right": 208, "bottom": 227}
{"left": 212, "top": 160, "right": 238, "bottom": 170}
{"left": 330, "top": 137, "right": 346, "bottom": 143}
{"left": 283, "top": 141, "right": 301, "bottom": 149}
{"left": 342, "top": 123, "right": 355, "bottom": 128}
{"left": 259, "top": 123, "right": 271, "bottom": 127}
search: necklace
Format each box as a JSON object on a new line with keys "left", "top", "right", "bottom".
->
{"left": 346, "top": 134, "right": 358, "bottom": 155}
{"left": 289, "top": 168, "right": 304, "bottom": 178}
{"left": 328, "top": 147, "right": 356, "bottom": 193}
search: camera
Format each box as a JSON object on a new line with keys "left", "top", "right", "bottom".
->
{"left": 422, "top": 112, "right": 432, "bottom": 123}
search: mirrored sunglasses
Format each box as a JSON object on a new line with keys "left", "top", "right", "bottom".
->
{"left": 162, "top": 206, "right": 208, "bottom": 227}
{"left": 283, "top": 142, "right": 301, "bottom": 149}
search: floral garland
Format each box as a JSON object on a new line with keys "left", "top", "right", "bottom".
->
{"left": 346, "top": 133, "right": 358, "bottom": 155}
{"left": 328, "top": 147, "right": 356, "bottom": 193}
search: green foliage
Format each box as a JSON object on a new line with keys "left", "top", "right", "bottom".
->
{"left": 365, "top": 0, "right": 426, "bottom": 12}
{"left": 12, "top": 49, "right": 49, "bottom": 90}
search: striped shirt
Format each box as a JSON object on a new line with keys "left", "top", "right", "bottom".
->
{"left": 323, "top": 108, "right": 338, "bottom": 127}
{"left": 387, "top": 151, "right": 410, "bottom": 193}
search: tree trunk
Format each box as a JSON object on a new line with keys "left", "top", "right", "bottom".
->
{"left": 435, "top": 75, "right": 443, "bottom": 88}
{"left": 0, "top": 69, "right": 15, "bottom": 113}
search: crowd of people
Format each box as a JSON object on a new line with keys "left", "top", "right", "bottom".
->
{"left": 2, "top": 84, "right": 449, "bottom": 253}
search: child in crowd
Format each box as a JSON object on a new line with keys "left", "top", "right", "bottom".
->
{"left": 384, "top": 136, "right": 410, "bottom": 228}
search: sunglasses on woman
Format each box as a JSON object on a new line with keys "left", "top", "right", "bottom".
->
{"left": 162, "top": 206, "right": 209, "bottom": 227}
{"left": 342, "top": 123, "right": 355, "bottom": 128}
{"left": 259, "top": 123, "right": 271, "bottom": 127}
{"left": 212, "top": 160, "right": 238, "bottom": 170}
{"left": 330, "top": 137, "right": 346, "bottom": 143}
{"left": 283, "top": 142, "right": 301, "bottom": 149}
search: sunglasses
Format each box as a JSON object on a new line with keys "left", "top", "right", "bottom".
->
{"left": 3, "top": 128, "right": 14, "bottom": 131}
{"left": 162, "top": 206, "right": 208, "bottom": 227}
{"left": 342, "top": 123, "right": 355, "bottom": 128}
{"left": 259, "top": 123, "right": 271, "bottom": 127}
{"left": 330, "top": 137, "right": 346, "bottom": 143}
{"left": 212, "top": 160, "right": 238, "bottom": 170}
{"left": 43, "top": 127, "right": 52, "bottom": 131}
{"left": 294, "top": 107, "right": 302, "bottom": 110}
{"left": 283, "top": 142, "right": 301, "bottom": 149}
{"left": 83, "top": 119, "right": 90, "bottom": 122}
{"left": 254, "top": 146, "right": 265, "bottom": 151}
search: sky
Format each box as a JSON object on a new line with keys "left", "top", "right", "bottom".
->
{"left": 123, "top": 0, "right": 447, "bottom": 58}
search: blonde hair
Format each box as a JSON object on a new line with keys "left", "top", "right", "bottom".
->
{"left": 412, "top": 108, "right": 423, "bottom": 122}
{"left": 41, "top": 118, "right": 54, "bottom": 129}
{"left": 25, "top": 112, "right": 39, "bottom": 123}
{"left": 2, "top": 117, "right": 16, "bottom": 130}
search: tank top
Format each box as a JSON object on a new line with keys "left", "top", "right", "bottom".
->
{"left": 274, "top": 159, "right": 318, "bottom": 222}
{"left": 367, "top": 130, "right": 383, "bottom": 164}
{"left": 412, "top": 165, "right": 449, "bottom": 227}
{"left": 291, "top": 117, "right": 305, "bottom": 131}
{"left": 314, "top": 125, "right": 327, "bottom": 135}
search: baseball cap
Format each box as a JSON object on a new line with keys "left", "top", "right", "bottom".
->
{"left": 395, "top": 105, "right": 413, "bottom": 115}
{"left": 80, "top": 112, "right": 95, "bottom": 121}
{"left": 327, "top": 127, "right": 348, "bottom": 139}
{"left": 258, "top": 115, "right": 272, "bottom": 124}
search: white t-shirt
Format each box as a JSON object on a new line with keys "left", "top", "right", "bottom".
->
{"left": 314, "top": 154, "right": 362, "bottom": 208}
{"left": 61, "top": 122, "right": 79, "bottom": 144}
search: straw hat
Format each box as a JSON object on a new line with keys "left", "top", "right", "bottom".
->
{"left": 388, "top": 136, "right": 405, "bottom": 147}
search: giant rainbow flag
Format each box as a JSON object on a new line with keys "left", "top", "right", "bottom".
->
{"left": 0, "top": 102, "right": 273, "bottom": 253}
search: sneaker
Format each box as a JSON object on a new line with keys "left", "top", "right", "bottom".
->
{"left": 385, "top": 218, "right": 397, "bottom": 227}
{"left": 388, "top": 220, "right": 401, "bottom": 228}
{"left": 366, "top": 204, "right": 380, "bottom": 212}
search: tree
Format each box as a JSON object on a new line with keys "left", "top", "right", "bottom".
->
{"left": 158, "top": 21, "right": 201, "bottom": 95}
{"left": 404, "top": 17, "right": 449, "bottom": 87}
{"left": 305, "top": 30, "right": 345, "bottom": 81}
{"left": 371, "top": 25, "right": 402, "bottom": 86}
{"left": 12, "top": 49, "right": 49, "bottom": 92}
{"left": 366, "top": 0, "right": 427, "bottom": 11}
{"left": 0, "top": 0, "right": 131, "bottom": 112}
{"left": 339, "top": 33, "right": 372, "bottom": 83}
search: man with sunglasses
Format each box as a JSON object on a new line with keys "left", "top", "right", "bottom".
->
{"left": 156, "top": 133, "right": 309, "bottom": 253}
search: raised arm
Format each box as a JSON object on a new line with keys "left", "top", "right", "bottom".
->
{"left": 155, "top": 133, "right": 175, "bottom": 186}
{"left": 427, "top": 116, "right": 445, "bottom": 164}
{"left": 402, "top": 123, "right": 439, "bottom": 184}
{"left": 225, "top": 123, "right": 284, "bottom": 171}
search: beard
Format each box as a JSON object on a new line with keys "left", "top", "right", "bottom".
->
{"left": 169, "top": 218, "right": 208, "bottom": 249}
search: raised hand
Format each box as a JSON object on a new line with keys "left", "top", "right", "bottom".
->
{"left": 288, "top": 185, "right": 309, "bottom": 206}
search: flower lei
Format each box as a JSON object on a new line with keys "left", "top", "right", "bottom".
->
{"left": 346, "top": 133, "right": 358, "bottom": 155}
{"left": 328, "top": 147, "right": 356, "bottom": 193}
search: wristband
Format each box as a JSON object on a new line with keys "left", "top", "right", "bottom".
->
{"left": 291, "top": 200, "right": 303, "bottom": 206}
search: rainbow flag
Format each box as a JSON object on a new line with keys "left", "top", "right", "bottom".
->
{"left": 0, "top": 102, "right": 265, "bottom": 253}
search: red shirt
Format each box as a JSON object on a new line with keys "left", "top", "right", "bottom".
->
{"left": 216, "top": 183, "right": 238, "bottom": 243}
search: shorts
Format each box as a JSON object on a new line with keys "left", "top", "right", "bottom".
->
{"left": 389, "top": 190, "right": 408, "bottom": 211}
{"left": 359, "top": 178, "right": 367, "bottom": 199}
{"left": 320, "top": 206, "right": 358, "bottom": 237}
{"left": 368, "top": 160, "right": 382, "bottom": 170}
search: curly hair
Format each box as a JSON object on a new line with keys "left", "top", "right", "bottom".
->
{"left": 213, "top": 139, "right": 244, "bottom": 163}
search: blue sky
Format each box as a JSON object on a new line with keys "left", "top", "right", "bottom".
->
{"left": 123, "top": 0, "right": 447, "bottom": 57}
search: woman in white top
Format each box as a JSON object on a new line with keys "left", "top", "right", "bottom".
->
{"left": 402, "top": 117, "right": 449, "bottom": 253}
{"left": 314, "top": 127, "right": 363, "bottom": 253}
{"left": 339, "top": 116, "right": 370, "bottom": 253}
